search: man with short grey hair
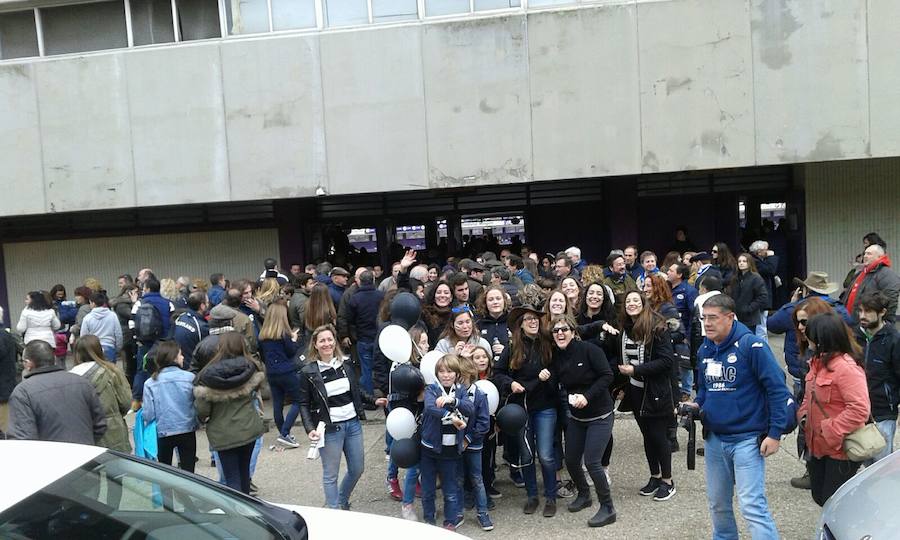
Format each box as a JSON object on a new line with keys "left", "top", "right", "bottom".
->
{"left": 749, "top": 240, "right": 779, "bottom": 343}
{"left": 842, "top": 243, "right": 900, "bottom": 323}
{"left": 8, "top": 341, "right": 106, "bottom": 444}
{"left": 565, "top": 246, "right": 586, "bottom": 274}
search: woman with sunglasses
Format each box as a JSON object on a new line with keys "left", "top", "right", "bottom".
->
{"left": 435, "top": 306, "right": 492, "bottom": 357}
{"left": 494, "top": 303, "right": 559, "bottom": 517}
{"left": 615, "top": 291, "right": 677, "bottom": 502}
{"left": 549, "top": 314, "right": 617, "bottom": 527}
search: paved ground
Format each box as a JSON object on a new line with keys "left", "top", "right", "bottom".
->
{"left": 186, "top": 335, "right": 831, "bottom": 539}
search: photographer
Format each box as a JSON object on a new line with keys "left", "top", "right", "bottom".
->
{"left": 688, "top": 294, "right": 790, "bottom": 539}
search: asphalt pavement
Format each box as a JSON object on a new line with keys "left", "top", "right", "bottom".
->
{"left": 187, "top": 335, "right": 833, "bottom": 539}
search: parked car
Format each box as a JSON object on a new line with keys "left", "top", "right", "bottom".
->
{"left": 0, "top": 440, "right": 461, "bottom": 540}
{"left": 816, "top": 449, "right": 900, "bottom": 539}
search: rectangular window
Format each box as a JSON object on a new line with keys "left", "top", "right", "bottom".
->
{"left": 0, "top": 11, "right": 40, "bottom": 59}
{"left": 324, "top": 0, "right": 368, "bottom": 27}
{"left": 424, "top": 0, "right": 469, "bottom": 17}
{"left": 176, "top": 0, "right": 222, "bottom": 41}
{"left": 372, "top": 0, "right": 418, "bottom": 23}
{"left": 474, "top": 0, "right": 519, "bottom": 10}
{"left": 224, "top": 0, "right": 270, "bottom": 35}
{"left": 41, "top": 1, "right": 128, "bottom": 56}
{"left": 131, "top": 0, "right": 176, "bottom": 46}
{"left": 271, "top": 0, "right": 316, "bottom": 30}
{"left": 527, "top": 0, "right": 575, "bottom": 7}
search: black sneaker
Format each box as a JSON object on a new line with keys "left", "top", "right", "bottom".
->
{"left": 653, "top": 481, "right": 676, "bottom": 502}
{"left": 638, "top": 477, "right": 662, "bottom": 496}
{"left": 523, "top": 497, "right": 539, "bottom": 514}
{"left": 487, "top": 486, "right": 503, "bottom": 499}
{"left": 510, "top": 470, "right": 525, "bottom": 488}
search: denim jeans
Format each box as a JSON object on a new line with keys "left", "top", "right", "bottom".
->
{"left": 103, "top": 345, "right": 117, "bottom": 363}
{"left": 680, "top": 366, "right": 695, "bottom": 397}
{"left": 218, "top": 441, "right": 255, "bottom": 494}
{"left": 704, "top": 433, "right": 779, "bottom": 540}
{"left": 522, "top": 408, "right": 557, "bottom": 500}
{"left": 458, "top": 449, "right": 489, "bottom": 517}
{"left": 385, "top": 429, "right": 399, "bottom": 480}
{"left": 132, "top": 343, "right": 152, "bottom": 400}
{"left": 865, "top": 419, "right": 897, "bottom": 465}
{"left": 755, "top": 311, "right": 769, "bottom": 344}
{"left": 357, "top": 340, "right": 375, "bottom": 395}
{"left": 420, "top": 449, "right": 459, "bottom": 526}
{"left": 402, "top": 465, "right": 420, "bottom": 505}
{"left": 320, "top": 418, "right": 365, "bottom": 509}
{"left": 214, "top": 436, "right": 262, "bottom": 484}
{"left": 267, "top": 371, "right": 302, "bottom": 438}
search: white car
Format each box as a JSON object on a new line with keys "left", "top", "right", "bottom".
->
{"left": 816, "top": 449, "right": 900, "bottom": 539}
{"left": 0, "top": 440, "right": 463, "bottom": 539}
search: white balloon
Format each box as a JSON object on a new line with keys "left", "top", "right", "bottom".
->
{"left": 386, "top": 407, "right": 417, "bottom": 440}
{"left": 419, "top": 350, "right": 443, "bottom": 385}
{"left": 474, "top": 380, "right": 500, "bottom": 415}
{"left": 379, "top": 324, "right": 412, "bottom": 364}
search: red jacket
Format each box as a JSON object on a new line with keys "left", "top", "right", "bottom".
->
{"left": 798, "top": 353, "right": 871, "bottom": 460}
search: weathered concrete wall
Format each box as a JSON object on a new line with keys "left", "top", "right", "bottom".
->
{"left": 0, "top": 0, "right": 888, "bottom": 216}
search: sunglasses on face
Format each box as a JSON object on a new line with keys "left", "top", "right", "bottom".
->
{"left": 552, "top": 327, "right": 571, "bottom": 334}
{"left": 797, "top": 319, "right": 808, "bottom": 326}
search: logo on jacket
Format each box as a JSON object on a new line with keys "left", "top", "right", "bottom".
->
{"left": 727, "top": 354, "right": 737, "bottom": 364}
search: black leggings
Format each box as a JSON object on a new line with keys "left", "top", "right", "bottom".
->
{"left": 628, "top": 385, "right": 673, "bottom": 479}
{"left": 565, "top": 415, "right": 614, "bottom": 504}
{"left": 158, "top": 432, "right": 197, "bottom": 473}
{"left": 808, "top": 456, "right": 860, "bottom": 507}
{"left": 218, "top": 442, "right": 255, "bottom": 494}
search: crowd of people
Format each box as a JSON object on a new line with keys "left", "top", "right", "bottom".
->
{"left": 0, "top": 230, "right": 898, "bottom": 536}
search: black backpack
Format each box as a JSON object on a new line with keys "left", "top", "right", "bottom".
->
{"left": 134, "top": 302, "right": 163, "bottom": 343}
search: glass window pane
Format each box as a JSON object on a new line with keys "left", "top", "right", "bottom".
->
{"left": 41, "top": 1, "right": 128, "bottom": 56}
{"left": 425, "top": 0, "right": 469, "bottom": 17}
{"left": 271, "top": 0, "right": 316, "bottom": 30}
{"left": 528, "top": 0, "right": 574, "bottom": 6}
{"left": 324, "top": 0, "right": 368, "bottom": 27}
{"left": 372, "top": 0, "right": 418, "bottom": 22}
{"left": 474, "top": 0, "right": 519, "bottom": 10}
{"left": 0, "top": 11, "right": 39, "bottom": 59}
{"left": 131, "top": 0, "right": 175, "bottom": 46}
{"left": 224, "top": 0, "right": 269, "bottom": 35}
{"left": 176, "top": 0, "right": 222, "bottom": 40}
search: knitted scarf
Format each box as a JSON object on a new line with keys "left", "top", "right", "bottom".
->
{"left": 846, "top": 255, "right": 891, "bottom": 313}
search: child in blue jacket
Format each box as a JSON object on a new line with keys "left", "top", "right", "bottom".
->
{"left": 420, "top": 353, "right": 475, "bottom": 531}
{"left": 457, "top": 351, "right": 494, "bottom": 531}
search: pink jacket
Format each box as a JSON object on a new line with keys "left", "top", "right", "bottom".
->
{"left": 798, "top": 353, "right": 871, "bottom": 460}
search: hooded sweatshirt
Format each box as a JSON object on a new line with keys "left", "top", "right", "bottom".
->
{"left": 695, "top": 320, "right": 790, "bottom": 441}
{"left": 80, "top": 307, "right": 123, "bottom": 351}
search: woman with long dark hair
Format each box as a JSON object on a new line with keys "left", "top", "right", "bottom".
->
{"left": 302, "top": 283, "right": 337, "bottom": 349}
{"left": 550, "top": 314, "right": 617, "bottom": 527}
{"left": 16, "top": 291, "right": 60, "bottom": 348}
{"left": 475, "top": 285, "right": 512, "bottom": 362}
{"left": 711, "top": 242, "right": 737, "bottom": 286}
{"left": 194, "top": 332, "right": 265, "bottom": 494}
{"left": 798, "top": 312, "right": 870, "bottom": 506}
{"left": 494, "top": 303, "right": 559, "bottom": 517}
{"left": 422, "top": 281, "right": 454, "bottom": 347}
{"left": 142, "top": 340, "right": 198, "bottom": 471}
{"left": 435, "top": 307, "right": 492, "bottom": 356}
{"left": 616, "top": 291, "right": 677, "bottom": 501}
{"left": 729, "top": 253, "right": 769, "bottom": 337}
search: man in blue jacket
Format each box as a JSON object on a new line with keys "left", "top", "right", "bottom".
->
{"left": 766, "top": 272, "right": 850, "bottom": 395}
{"left": 690, "top": 294, "right": 789, "bottom": 540}
{"left": 173, "top": 291, "right": 209, "bottom": 371}
{"left": 346, "top": 270, "right": 384, "bottom": 395}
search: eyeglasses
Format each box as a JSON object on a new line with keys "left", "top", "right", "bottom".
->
{"left": 552, "top": 327, "right": 572, "bottom": 334}
{"left": 711, "top": 249, "right": 718, "bottom": 253}
{"left": 797, "top": 319, "right": 808, "bottom": 327}
{"left": 451, "top": 304, "right": 472, "bottom": 314}
{"left": 522, "top": 315, "right": 540, "bottom": 323}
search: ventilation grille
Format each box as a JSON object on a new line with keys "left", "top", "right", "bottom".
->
{"left": 637, "top": 166, "right": 791, "bottom": 197}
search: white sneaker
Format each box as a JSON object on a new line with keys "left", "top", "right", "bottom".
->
{"left": 401, "top": 503, "right": 418, "bottom": 521}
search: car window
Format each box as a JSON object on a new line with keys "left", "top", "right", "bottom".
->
{"left": 0, "top": 453, "right": 284, "bottom": 540}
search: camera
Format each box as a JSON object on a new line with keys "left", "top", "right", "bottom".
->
{"left": 677, "top": 403, "right": 699, "bottom": 470}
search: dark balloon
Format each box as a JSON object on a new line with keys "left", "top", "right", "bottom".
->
{"left": 391, "top": 363, "right": 425, "bottom": 396}
{"left": 496, "top": 403, "right": 528, "bottom": 435}
{"left": 390, "top": 437, "right": 421, "bottom": 469}
{"left": 390, "top": 292, "right": 422, "bottom": 330}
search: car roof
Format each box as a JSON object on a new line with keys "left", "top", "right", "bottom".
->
{"left": 0, "top": 440, "right": 106, "bottom": 512}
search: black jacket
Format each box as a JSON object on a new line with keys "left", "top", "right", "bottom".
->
{"left": 729, "top": 271, "right": 769, "bottom": 327}
{"left": 298, "top": 359, "right": 373, "bottom": 432}
{"left": 753, "top": 254, "right": 780, "bottom": 310}
{"left": 553, "top": 340, "right": 614, "bottom": 421}
{"left": 346, "top": 284, "right": 385, "bottom": 343}
{"left": 493, "top": 335, "right": 558, "bottom": 412}
{"left": 617, "top": 329, "right": 676, "bottom": 418}
{"left": 477, "top": 313, "right": 510, "bottom": 360}
{"left": 856, "top": 324, "right": 900, "bottom": 421}
{"left": 0, "top": 328, "right": 17, "bottom": 402}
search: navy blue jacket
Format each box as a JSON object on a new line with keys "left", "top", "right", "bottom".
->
{"left": 767, "top": 294, "right": 851, "bottom": 379}
{"left": 463, "top": 384, "right": 491, "bottom": 451}
{"left": 421, "top": 382, "right": 475, "bottom": 454}
{"left": 260, "top": 334, "right": 301, "bottom": 376}
{"left": 670, "top": 281, "right": 698, "bottom": 336}
{"left": 696, "top": 321, "right": 790, "bottom": 441}
{"left": 138, "top": 292, "right": 173, "bottom": 343}
{"left": 173, "top": 309, "right": 208, "bottom": 369}
{"left": 208, "top": 285, "right": 226, "bottom": 307}
{"left": 346, "top": 284, "right": 384, "bottom": 342}
{"left": 328, "top": 283, "right": 346, "bottom": 309}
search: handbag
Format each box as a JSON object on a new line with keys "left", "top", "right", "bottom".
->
{"left": 811, "top": 380, "right": 885, "bottom": 462}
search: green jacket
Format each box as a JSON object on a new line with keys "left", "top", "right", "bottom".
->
{"left": 194, "top": 366, "right": 265, "bottom": 452}
{"left": 74, "top": 362, "right": 132, "bottom": 452}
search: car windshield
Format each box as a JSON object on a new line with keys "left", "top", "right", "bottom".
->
{"left": 0, "top": 451, "right": 299, "bottom": 540}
